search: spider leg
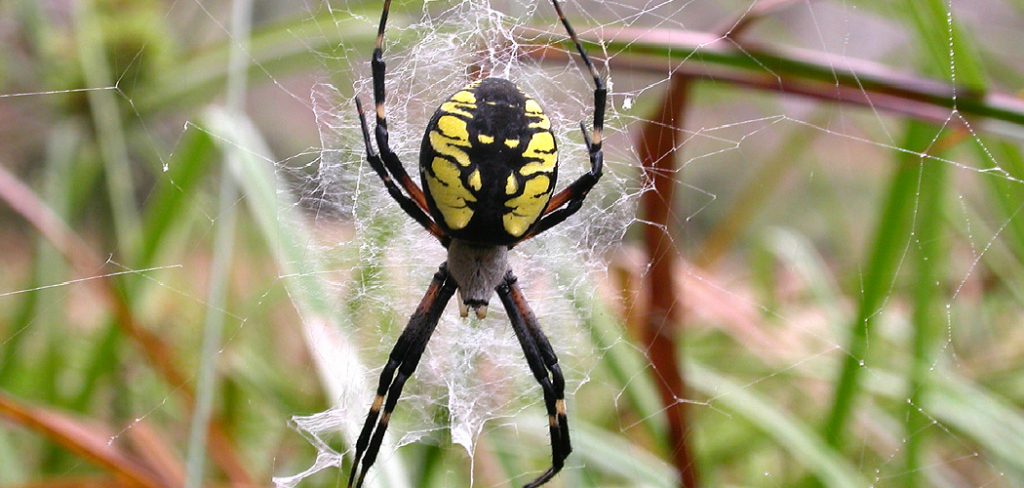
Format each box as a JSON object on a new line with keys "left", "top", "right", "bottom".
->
{"left": 356, "top": 98, "right": 450, "bottom": 246}
{"left": 370, "top": 0, "right": 431, "bottom": 214}
{"left": 496, "top": 271, "right": 571, "bottom": 488}
{"left": 348, "top": 263, "right": 457, "bottom": 488}
{"left": 520, "top": 0, "right": 606, "bottom": 243}
{"left": 525, "top": 121, "right": 603, "bottom": 241}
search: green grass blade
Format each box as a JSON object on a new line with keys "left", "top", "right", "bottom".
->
{"left": 70, "top": 129, "right": 216, "bottom": 412}
{"left": 137, "top": 6, "right": 386, "bottom": 114}
{"left": 981, "top": 142, "right": 1024, "bottom": 269}
{"left": 184, "top": 0, "right": 252, "bottom": 485}
{"left": 848, "top": 367, "right": 1024, "bottom": 481}
{"left": 556, "top": 265, "right": 668, "bottom": 444}
{"left": 825, "top": 121, "right": 934, "bottom": 448}
{"left": 73, "top": 1, "right": 141, "bottom": 255}
{"left": 899, "top": 0, "right": 987, "bottom": 91}
{"left": 136, "top": 131, "right": 216, "bottom": 271}
{"left": 202, "top": 107, "right": 410, "bottom": 488}
{"left": 0, "top": 123, "right": 80, "bottom": 390}
{"left": 689, "top": 362, "right": 868, "bottom": 488}
{"left": 928, "top": 375, "right": 1024, "bottom": 480}
{"left": 904, "top": 135, "right": 948, "bottom": 487}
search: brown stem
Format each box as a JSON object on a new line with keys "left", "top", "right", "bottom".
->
{"left": 0, "top": 165, "right": 254, "bottom": 486}
{"left": 636, "top": 74, "right": 698, "bottom": 487}
{"left": 521, "top": 25, "right": 1024, "bottom": 130}
{"left": 0, "top": 393, "right": 165, "bottom": 488}
{"left": 527, "top": 46, "right": 973, "bottom": 129}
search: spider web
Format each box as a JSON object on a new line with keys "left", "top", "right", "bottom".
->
{"left": 2, "top": 0, "right": 1024, "bottom": 487}
{"left": 275, "top": 1, "right": 640, "bottom": 485}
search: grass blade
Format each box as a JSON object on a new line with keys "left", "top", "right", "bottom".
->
{"left": 904, "top": 132, "right": 949, "bottom": 487}
{"left": 202, "top": 107, "right": 411, "bottom": 488}
{"left": 689, "top": 362, "right": 868, "bottom": 488}
{"left": 184, "top": 0, "right": 252, "bottom": 485}
{"left": 824, "top": 122, "right": 933, "bottom": 448}
{"left": 73, "top": 1, "right": 141, "bottom": 254}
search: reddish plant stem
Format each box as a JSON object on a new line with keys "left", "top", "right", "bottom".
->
{"left": 0, "top": 165, "right": 254, "bottom": 487}
{"left": 0, "top": 393, "right": 164, "bottom": 488}
{"left": 521, "top": 24, "right": 1024, "bottom": 129}
{"left": 528, "top": 47, "right": 972, "bottom": 130}
{"left": 636, "top": 74, "right": 698, "bottom": 487}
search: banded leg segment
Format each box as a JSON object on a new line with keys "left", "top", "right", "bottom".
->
{"left": 497, "top": 272, "right": 572, "bottom": 488}
{"left": 549, "top": 0, "right": 606, "bottom": 147}
{"left": 348, "top": 264, "right": 457, "bottom": 488}
{"left": 371, "top": 0, "right": 429, "bottom": 213}
{"left": 524, "top": 0, "right": 606, "bottom": 242}
{"left": 356, "top": 98, "right": 449, "bottom": 245}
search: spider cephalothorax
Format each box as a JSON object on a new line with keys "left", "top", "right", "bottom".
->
{"left": 348, "top": 1, "right": 604, "bottom": 487}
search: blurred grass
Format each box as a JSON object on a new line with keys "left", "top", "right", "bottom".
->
{"left": 2, "top": 1, "right": 1024, "bottom": 487}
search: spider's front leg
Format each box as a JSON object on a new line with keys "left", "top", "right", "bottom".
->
{"left": 497, "top": 271, "right": 572, "bottom": 488}
{"left": 355, "top": 98, "right": 449, "bottom": 246}
{"left": 520, "top": 0, "right": 607, "bottom": 242}
{"left": 369, "top": 0, "right": 430, "bottom": 214}
{"left": 348, "top": 264, "right": 457, "bottom": 488}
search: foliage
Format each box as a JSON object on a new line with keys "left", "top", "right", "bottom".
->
{"left": 2, "top": 1, "right": 1024, "bottom": 487}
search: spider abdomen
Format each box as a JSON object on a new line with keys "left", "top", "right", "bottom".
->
{"left": 420, "top": 77, "right": 558, "bottom": 246}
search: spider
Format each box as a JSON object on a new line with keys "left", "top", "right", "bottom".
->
{"left": 347, "top": 0, "right": 604, "bottom": 486}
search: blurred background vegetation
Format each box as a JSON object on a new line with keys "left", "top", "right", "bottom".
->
{"left": 3, "top": 0, "right": 1024, "bottom": 487}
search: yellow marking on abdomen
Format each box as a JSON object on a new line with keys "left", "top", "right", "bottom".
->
{"left": 441, "top": 101, "right": 474, "bottom": 118}
{"left": 528, "top": 113, "right": 550, "bottom": 130}
{"left": 504, "top": 139, "right": 520, "bottom": 149}
{"left": 503, "top": 175, "right": 552, "bottom": 237}
{"left": 437, "top": 115, "right": 469, "bottom": 141}
{"left": 520, "top": 131, "right": 557, "bottom": 176}
{"left": 451, "top": 90, "right": 476, "bottom": 104}
{"left": 430, "top": 115, "right": 472, "bottom": 167}
{"left": 468, "top": 169, "right": 482, "bottom": 191}
{"left": 427, "top": 157, "right": 476, "bottom": 230}
{"left": 505, "top": 174, "right": 518, "bottom": 195}
{"left": 441, "top": 91, "right": 477, "bottom": 118}
{"left": 524, "top": 99, "right": 550, "bottom": 129}
{"left": 478, "top": 134, "right": 494, "bottom": 144}
{"left": 525, "top": 99, "right": 543, "bottom": 114}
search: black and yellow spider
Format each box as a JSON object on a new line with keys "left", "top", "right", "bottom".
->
{"left": 348, "top": 1, "right": 604, "bottom": 486}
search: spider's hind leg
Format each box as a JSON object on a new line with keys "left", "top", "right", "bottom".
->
{"left": 496, "top": 271, "right": 572, "bottom": 488}
{"left": 348, "top": 263, "right": 457, "bottom": 488}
